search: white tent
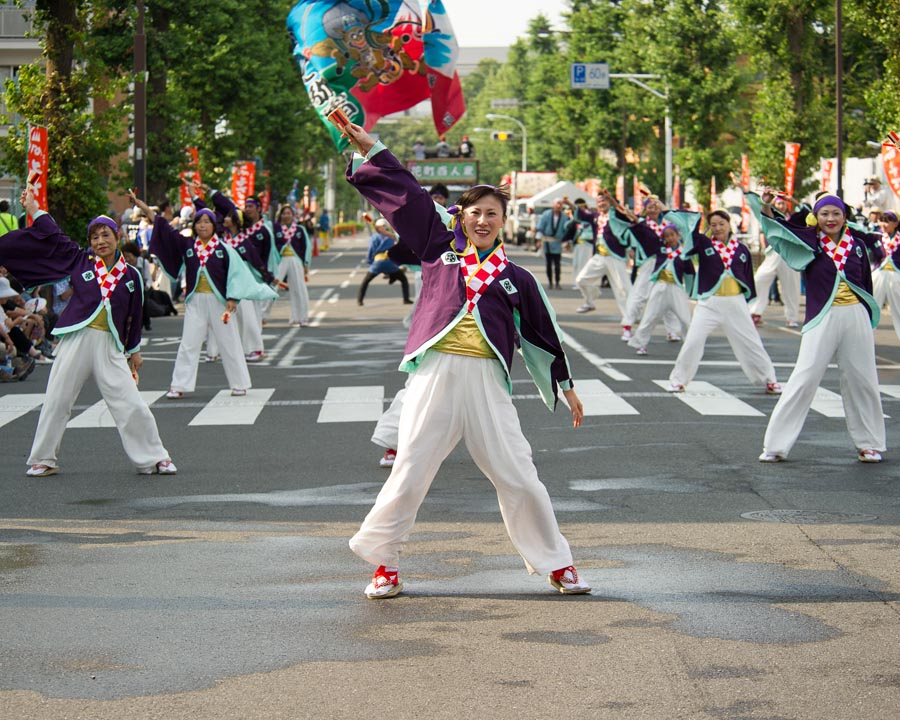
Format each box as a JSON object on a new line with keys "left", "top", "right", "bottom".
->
{"left": 523, "top": 181, "right": 595, "bottom": 211}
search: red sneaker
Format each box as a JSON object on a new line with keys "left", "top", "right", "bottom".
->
{"left": 379, "top": 448, "right": 397, "bottom": 468}
{"left": 365, "top": 565, "right": 403, "bottom": 599}
{"left": 549, "top": 565, "right": 591, "bottom": 594}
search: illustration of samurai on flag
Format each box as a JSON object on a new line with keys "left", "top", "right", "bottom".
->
{"left": 286, "top": 0, "right": 466, "bottom": 149}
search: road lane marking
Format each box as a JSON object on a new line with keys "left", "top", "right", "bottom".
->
{"left": 576, "top": 379, "right": 639, "bottom": 416}
{"left": 317, "top": 385, "right": 384, "bottom": 423}
{"left": 188, "top": 388, "right": 275, "bottom": 426}
{"left": 653, "top": 380, "right": 764, "bottom": 416}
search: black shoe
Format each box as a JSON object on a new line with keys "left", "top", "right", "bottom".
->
{"left": 403, "top": 299, "right": 414, "bottom": 304}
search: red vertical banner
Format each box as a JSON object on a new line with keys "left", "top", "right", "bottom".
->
{"left": 710, "top": 176, "right": 718, "bottom": 211}
{"left": 633, "top": 177, "right": 643, "bottom": 215}
{"left": 820, "top": 158, "right": 834, "bottom": 194}
{"left": 615, "top": 175, "right": 625, "bottom": 205}
{"left": 231, "top": 161, "right": 256, "bottom": 208}
{"left": 784, "top": 142, "right": 801, "bottom": 198}
{"left": 260, "top": 170, "right": 271, "bottom": 212}
{"left": 740, "top": 154, "right": 751, "bottom": 232}
{"left": 882, "top": 143, "right": 900, "bottom": 202}
{"left": 672, "top": 166, "right": 681, "bottom": 210}
{"left": 26, "top": 125, "right": 48, "bottom": 225}
{"left": 179, "top": 147, "right": 201, "bottom": 208}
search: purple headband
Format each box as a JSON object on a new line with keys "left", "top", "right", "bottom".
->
{"left": 244, "top": 197, "right": 262, "bottom": 208}
{"left": 813, "top": 194, "right": 846, "bottom": 215}
{"left": 883, "top": 211, "right": 899, "bottom": 223}
{"left": 193, "top": 208, "right": 216, "bottom": 224}
{"left": 87, "top": 215, "right": 118, "bottom": 238}
{"left": 661, "top": 223, "right": 678, "bottom": 235}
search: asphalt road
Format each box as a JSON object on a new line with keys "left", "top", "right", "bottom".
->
{"left": 1, "top": 235, "right": 899, "bottom": 719}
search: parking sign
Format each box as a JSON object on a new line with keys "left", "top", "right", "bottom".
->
{"left": 570, "top": 62, "right": 610, "bottom": 90}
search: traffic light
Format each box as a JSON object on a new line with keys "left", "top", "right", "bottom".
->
{"left": 491, "top": 130, "right": 514, "bottom": 142}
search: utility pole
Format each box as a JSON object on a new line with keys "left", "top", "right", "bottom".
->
{"left": 835, "top": 0, "right": 843, "bottom": 198}
{"left": 133, "top": 0, "right": 147, "bottom": 199}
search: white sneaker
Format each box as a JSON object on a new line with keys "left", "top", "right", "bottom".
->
{"left": 139, "top": 459, "right": 178, "bottom": 475}
{"left": 26, "top": 464, "right": 58, "bottom": 477}
{"left": 620, "top": 327, "right": 632, "bottom": 341}
{"left": 666, "top": 333, "right": 682, "bottom": 342}
{"left": 758, "top": 452, "right": 784, "bottom": 463}
{"left": 365, "top": 566, "right": 403, "bottom": 599}
{"left": 231, "top": 388, "right": 248, "bottom": 397}
{"left": 245, "top": 351, "right": 265, "bottom": 363}
{"left": 785, "top": 320, "right": 801, "bottom": 329}
{"left": 635, "top": 346, "right": 648, "bottom": 356}
{"left": 575, "top": 303, "right": 595, "bottom": 314}
{"left": 165, "top": 389, "right": 183, "bottom": 399}
{"left": 666, "top": 383, "right": 685, "bottom": 393}
{"left": 858, "top": 449, "right": 882, "bottom": 463}
{"left": 548, "top": 566, "right": 591, "bottom": 595}
{"left": 765, "top": 382, "right": 783, "bottom": 395}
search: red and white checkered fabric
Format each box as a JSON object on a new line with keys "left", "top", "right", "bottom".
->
{"left": 281, "top": 222, "right": 297, "bottom": 247}
{"left": 460, "top": 242, "right": 509, "bottom": 312}
{"left": 194, "top": 235, "right": 219, "bottom": 267}
{"left": 232, "top": 219, "right": 264, "bottom": 246}
{"left": 711, "top": 236, "right": 740, "bottom": 269}
{"left": 94, "top": 254, "right": 128, "bottom": 302}
{"left": 645, "top": 218, "right": 663, "bottom": 238}
{"left": 819, "top": 230, "right": 853, "bottom": 273}
{"left": 881, "top": 232, "right": 900, "bottom": 264}
{"left": 665, "top": 246, "right": 681, "bottom": 261}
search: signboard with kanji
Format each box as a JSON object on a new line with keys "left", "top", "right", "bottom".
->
{"left": 407, "top": 159, "right": 478, "bottom": 185}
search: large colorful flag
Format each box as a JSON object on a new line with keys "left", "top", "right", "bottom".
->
{"left": 883, "top": 142, "right": 900, "bottom": 202}
{"left": 820, "top": 158, "right": 834, "bottom": 194}
{"left": 26, "top": 125, "right": 48, "bottom": 225}
{"left": 784, "top": 142, "right": 801, "bottom": 199}
{"left": 740, "top": 154, "right": 750, "bottom": 232}
{"left": 231, "top": 162, "right": 256, "bottom": 208}
{"left": 286, "top": 0, "right": 466, "bottom": 150}
{"left": 179, "top": 147, "right": 202, "bottom": 209}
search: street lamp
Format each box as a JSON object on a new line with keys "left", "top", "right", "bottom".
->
{"left": 486, "top": 113, "right": 527, "bottom": 172}
{"left": 608, "top": 74, "right": 672, "bottom": 207}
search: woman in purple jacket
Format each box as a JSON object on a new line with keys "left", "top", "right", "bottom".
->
{"left": 755, "top": 191, "right": 886, "bottom": 463}
{"left": 0, "top": 189, "right": 175, "bottom": 477}
{"left": 340, "top": 122, "right": 589, "bottom": 600}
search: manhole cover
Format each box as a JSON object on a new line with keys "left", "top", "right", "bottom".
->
{"left": 741, "top": 510, "right": 878, "bottom": 524}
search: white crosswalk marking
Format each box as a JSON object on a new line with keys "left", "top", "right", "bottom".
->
{"left": 577, "top": 379, "right": 639, "bottom": 416}
{"left": 810, "top": 387, "right": 845, "bottom": 418}
{"left": 878, "top": 384, "right": 900, "bottom": 399}
{"left": 188, "top": 389, "right": 275, "bottom": 426}
{"left": 67, "top": 391, "right": 167, "bottom": 428}
{"left": 0, "top": 393, "right": 45, "bottom": 429}
{"left": 317, "top": 385, "right": 384, "bottom": 423}
{"left": 653, "top": 380, "right": 764, "bottom": 416}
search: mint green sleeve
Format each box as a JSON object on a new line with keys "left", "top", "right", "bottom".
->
{"left": 745, "top": 193, "right": 815, "bottom": 271}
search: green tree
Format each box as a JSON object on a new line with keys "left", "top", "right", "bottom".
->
{"left": 0, "top": 0, "right": 130, "bottom": 238}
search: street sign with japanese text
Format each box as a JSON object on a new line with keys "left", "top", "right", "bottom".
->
{"left": 570, "top": 62, "right": 609, "bottom": 90}
{"left": 407, "top": 159, "right": 479, "bottom": 185}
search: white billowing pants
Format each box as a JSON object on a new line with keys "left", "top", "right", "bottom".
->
{"left": 371, "top": 386, "right": 407, "bottom": 450}
{"left": 749, "top": 251, "right": 802, "bottom": 323}
{"left": 237, "top": 299, "right": 265, "bottom": 355}
{"left": 872, "top": 267, "right": 900, "bottom": 341}
{"left": 402, "top": 270, "right": 423, "bottom": 329}
{"left": 171, "top": 292, "right": 251, "bottom": 393}
{"left": 275, "top": 254, "right": 310, "bottom": 325}
{"left": 628, "top": 281, "right": 692, "bottom": 349}
{"left": 624, "top": 260, "right": 682, "bottom": 334}
{"left": 575, "top": 252, "right": 631, "bottom": 318}
{"left": 571, "top": 242, "right": 593, "bottom": 286}
{"left": 349, "top": 351, "right": 574, "bottom": 575}
{"left": 28, "top": 328, "right": 169, "bottom": 471}
{"left": 763, "top": 304, "right": 885, "bottom": 457}
{"left": 669, "top": 294, "right": 777, "bottom": 388}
